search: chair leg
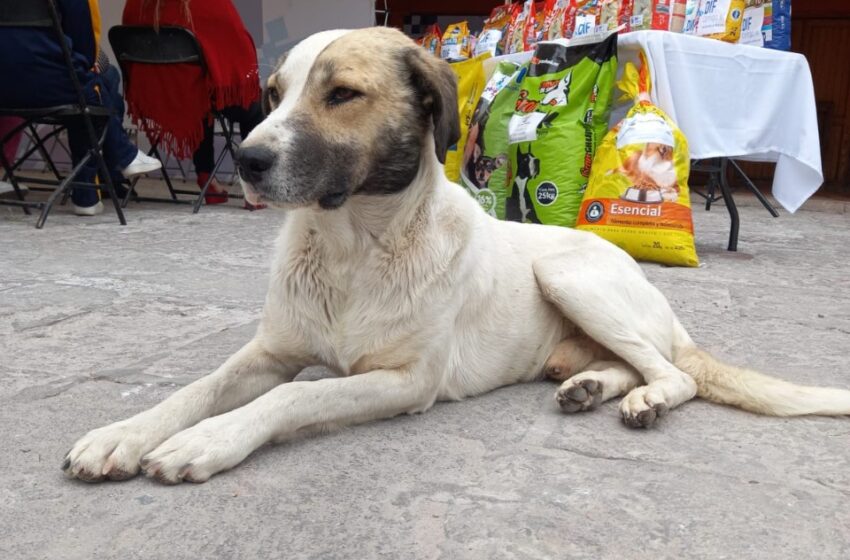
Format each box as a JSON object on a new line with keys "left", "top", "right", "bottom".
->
{"left": 0, "top": 146, "right": 32, "bottom": 215}
{"left": 192, "top": 141, "right": 230, "bottom": 214}
{"left": 94, "top": 148, "right": 127, "bottom": 226}
{"left": 152, "top": 145, "right": 179, "bottom": 201}
{"left": 28, "top": 124, "right": 64, "bottom": 181}
{"left": 192, "top": 115, "right": 235, "bottom": 214}
{"left": 36, "top": 153, "right": 92, "bottom": 228}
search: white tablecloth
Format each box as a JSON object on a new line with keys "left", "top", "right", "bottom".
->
{"left": 483, "top": 31, "right": 823, "bottom": 213}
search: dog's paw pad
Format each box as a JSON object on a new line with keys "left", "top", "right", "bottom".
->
{"left": 556, "top": 378, "right": 603, "bottom": 413}
{"left": 620, "top": 387, "right": 668, "bottom": 429}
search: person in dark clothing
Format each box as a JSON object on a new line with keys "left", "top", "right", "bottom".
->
{"left": 0, "top": 0, "right": 160, "bottom": 215}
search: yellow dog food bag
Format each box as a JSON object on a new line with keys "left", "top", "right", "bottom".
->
{"left": 696, "top": 0, "right": 746, "bottom": 42}
{"left": 576, "top": 53, "right": 699, "bottom": 267}
{"left": 445, "top": 53, "right": 491, "bottom": 183}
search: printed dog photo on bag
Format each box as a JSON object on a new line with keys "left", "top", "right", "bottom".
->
{"left": 618, "top": 142, "right": 680, "bottom": 203}
{"left": 505, "top": 143, "right": 541, "bottom": 223}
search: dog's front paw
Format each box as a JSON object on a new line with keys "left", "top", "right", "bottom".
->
{"left": 556, "top": 378, "right": 603, "bottom": 413}
{"left": 619, "top": 386, "right": 669, "bottom": 428}
{"left": 140, "top": 418, "right": 253, "bottom": 484}
{"left": 63, "top": 420, "right": 163, "bottom": 482}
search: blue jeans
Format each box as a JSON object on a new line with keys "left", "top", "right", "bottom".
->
{"left": 66, "top": 68, "right": 137, "bottom": 206}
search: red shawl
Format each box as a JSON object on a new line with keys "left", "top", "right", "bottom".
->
{"left": 122, "top": 0, "right": 260, "bottom": 158}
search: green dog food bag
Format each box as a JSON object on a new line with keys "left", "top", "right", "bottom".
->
{"left": 506, "top": 32, "right": 617, "bottom": 227}
{"left": 461, "top": 61, "right": 527, "bottom": 219}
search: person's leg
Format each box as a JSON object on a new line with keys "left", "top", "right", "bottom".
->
{"left": 99, "top": 66, "right": 131, "bottom": 192}
{"left": 223, "top": 101, "right": 264, "bottom": 140}
{"left": 0, "top": 117, "right": 24, "bottom": 168}
{"left": 65, "top": 119, "right": 100, "bottom": 208}
{"left": 192, "top": 116, "right": 227, "bottom": 203}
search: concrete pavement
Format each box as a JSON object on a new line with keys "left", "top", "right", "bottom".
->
{"left": 1, "top": 193, "right": 849, "bottom": 559}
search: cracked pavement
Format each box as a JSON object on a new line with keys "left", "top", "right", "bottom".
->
{"left": 1, "top": 195, "right": 849, "bottom": 559}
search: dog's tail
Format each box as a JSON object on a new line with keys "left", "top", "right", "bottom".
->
{"left": 674, "top": 345, "right": 850, "bottom": 416}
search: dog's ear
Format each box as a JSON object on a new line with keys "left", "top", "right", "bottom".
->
{"left": 404, "top": 48, "right": 460, "bottom": 164}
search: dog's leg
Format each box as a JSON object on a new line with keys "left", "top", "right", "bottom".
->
{"left": 555, "top": 360, "right": 642, "bottom": 413}
{"left": 534, "top": 249, "right": 697, "bottom": 428}
{"left": 543, "top": 336, "right": 609, "bottom": 381}
{"left": 63, "top": 340, "right": 300, "bottom": 482}
{"left": 140, "top": 367, "right": 438, "bottom": 484}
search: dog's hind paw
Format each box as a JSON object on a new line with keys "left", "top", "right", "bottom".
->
{"left": 556, "top": 378, "right": 603, "bottom": 413}
{"left": 619, "top": 386, "right": 669, "bottom": 429}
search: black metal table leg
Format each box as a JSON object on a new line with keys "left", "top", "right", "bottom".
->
{"left": 717, "top": 158, "right": 739, "bottom": 252}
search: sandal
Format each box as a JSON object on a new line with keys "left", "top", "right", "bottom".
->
{"left": 199, "top": 176, "right": 228, "bottom": 205}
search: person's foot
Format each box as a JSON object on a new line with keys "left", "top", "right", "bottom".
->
{"left": 121, "top": 150, "right": 162, "bottom": 178}
{"left": 243, "top": 200, "right": 267, "bottom": 211}
{"left": 203, "top": 178, "right": 229, "bottom": 205}
{"left": 73, "top": 200, "right": 104, "bottom": 216}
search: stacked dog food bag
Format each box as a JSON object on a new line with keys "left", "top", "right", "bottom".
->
{"left": 505, "top": 33, "right": 618, "bottom": 226}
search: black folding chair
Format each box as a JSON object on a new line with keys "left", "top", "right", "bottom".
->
{"left": 0, "top": 0, "right": 126, "bottom": 228}
{"left": 109, "top": 25, "right": 244, "bottom": 213}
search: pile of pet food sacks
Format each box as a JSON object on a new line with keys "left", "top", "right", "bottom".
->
{"left": 416, "top": 0, "right": 791, "bottom": 58}
{"left": 420, "top": 2, "right": 792, "bottom": 267}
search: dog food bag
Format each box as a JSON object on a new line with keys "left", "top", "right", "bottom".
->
{"left": 543, "top": 0, "right": 573, "bottom": 40}
{"left": 526, "top": 1, "right": 551, "bottom": 50}
{"left": 764, "top": 0, "right": 790, "bottom": 51}
{"left": 506, "top": 0, "right": 534, "bottom": 54}
{"left": 599, "top": 0, "right": 624, "bottom": 32}
{"left": 474, "top": 4, "right": 514, "bottom": 57}
{"left": 506, "top": 32, "right": 617, "bottom": 227}
{"left": 461, "top": 62, "right": 526, "bottom": 218}
{"left": 630, "top": 0, "right": 674, "bottom": 31}
{"left": 445, "top": 53, "right": 491, "bottom": 183}
{"left": 696, "top": 0, "right": 745, "bottom": 42}
{"left": 441, "top": 22, "right": 473, "bottom": 60}
{"left": 738, "top": 0, "right": 766, "bottom": 47}
{"left": 669, "top": 0, "right": 687, "bottom": 31}
{"left": 576, "top": 55, "right": 699, "bottom": 267}
{"left": 417, "top": 24, "right": 442, "bottom": 56}
{"left": 682, "top": 0, "right": 700, "bottom": 34}
{"left": 572, "top": 0, "right": 602, "bottom": 39}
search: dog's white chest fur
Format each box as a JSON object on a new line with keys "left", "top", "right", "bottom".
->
{"left": 259, "top": 181, "right": 569, "bottom": 400}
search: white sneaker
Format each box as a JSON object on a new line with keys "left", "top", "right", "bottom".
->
{"left": 121, "top": 150, "right": 162, "bottom": 178}
{"left": 73, "top": 200, "right": 104, "bottom": 216}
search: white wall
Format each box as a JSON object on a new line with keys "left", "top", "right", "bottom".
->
{"left": 99, "top": 0, "right": 375, "bottom": 81}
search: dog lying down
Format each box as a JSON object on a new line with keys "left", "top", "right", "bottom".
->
{"left": 64, "top": 28, "right": 850, "bottom": 484}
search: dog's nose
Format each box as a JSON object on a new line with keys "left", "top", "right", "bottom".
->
{"left": 235, "top": 146, "right": 277, "bottom": 184}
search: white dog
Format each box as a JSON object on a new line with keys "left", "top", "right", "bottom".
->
{"left": 64, "top": 28, "right": 850, "bottom": 484}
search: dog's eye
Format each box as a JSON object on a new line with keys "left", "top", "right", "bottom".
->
{"left": 268, "top": 88, "right": 281, "bottom": 104}
{"left": 328, "top": 87, "right": 361, "bottom": 106}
